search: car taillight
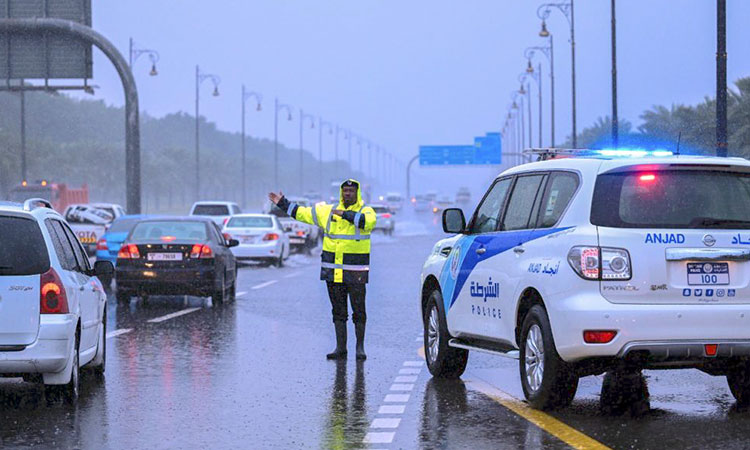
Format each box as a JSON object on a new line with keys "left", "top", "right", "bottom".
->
{"left": 96, "top": 238, "right": 108, "bottom": 251}
{"left": 40, "top": 268, "right": 69, "bottom": 314}
{"left": 296, "top": 230, "right": 306, "bottom": 237}
{"left": 583, "top": 330, "right": 617, "bottom": 344}
{"left": 567, "top": 246, "right": 631, "bottom": 280}
{"left": 117, "top": 243, "right": 141, "bottom": 259}
{"left": 223, "top": 218, "right": 229, "bottom": 226}
{"left": 382, "top": 213, "right": 391, "bottom": 219}
{"left": 190, "top": 244, "right": 214, "bottom": 258}
{"left": 263, "top": 233, "right": 280, "bottom": 241}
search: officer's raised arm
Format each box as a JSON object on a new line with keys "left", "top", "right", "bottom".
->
{"left": 268, "top": 191, "right": 326, "bottom": 228}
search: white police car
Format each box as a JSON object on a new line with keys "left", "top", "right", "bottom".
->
{"left": 421, "top": 149, "right": 750, "bottom": 409}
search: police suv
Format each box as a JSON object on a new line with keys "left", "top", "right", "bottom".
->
{"left": 421, "top": 149, "right": 750, "bottom": 409}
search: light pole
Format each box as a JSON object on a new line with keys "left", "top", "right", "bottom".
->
{"left": 274, "top": 98, "right": 293, "bottom": 188}
{"left": 128, "top": 38, "right": 159, "bottom": 75}
{"left": 525, "top": 43, "right": 555, "bottom": 146}
{"left": 538, "top": 1, "right": 576, "bottom": 147}
{"left": 241, "top": 85, "right": 262, "bottom": 208}
{"left": 519, "top": 77, "right": 532, "bottom": 149}
{"left": 526, "top": 60, "right": 543, "bottom": 147}
{"left": 298, "top": 109, "right": 315, "bottom": 193}
{"left": 334, "top": 125, "right": 350, "bottom": 182}
{"left": 195, "top": 65, "right": 220, "bottom": 201}
{"left": 717, "top": 0, "right": 728, "bottom": 157}
{"left": 611, "top": 0, "right": 618, "bottom": 148}
{"left": 318, "top": 118, "right": 333, "bottom": 193}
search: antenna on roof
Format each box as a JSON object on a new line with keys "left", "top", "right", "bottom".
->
{"left": 676, "top": 131, "right": 682, "bottom": 156}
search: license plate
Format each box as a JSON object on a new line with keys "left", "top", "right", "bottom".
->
{"left": 687, "top": 262, "right": 729, "bottom": 285}
{"left": 147, "top": 252, "right": 183, "bottom": 261}
{"left": 240, "top": 236, "right": 255, "bottom": 244}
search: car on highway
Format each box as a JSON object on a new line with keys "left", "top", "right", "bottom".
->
{"left": 189, "top": 201, "right": 242, "bottom": 226}
{"left": 385, "top": 192, "right": 404, "bottom": 213}
{"left": 266, "top": 196, "right": 321, "bottom": 253}
{"left": 115, "top": 217, "right": 238, "bottom": 305}
{"left": 95, "top": 214, "right": 154, "bottom": 288}
{"left": 222, "top": 213, "right": 290, "bottom": 267}
{"left": 420, "top": 149, "right": 750, "bottom": 410}
{"left": 412, "top": 194, "right": 430, "bottom": 212}
{"left": 371, "top": 204, "right": 395, "bottom": 236}
{"left": 0, "top": 198, "right": 112, "bottom": 402}
{"left": 63, "top": 203, "right": 119, "bottom": 254}
{"left": 432, "top": 195, "right": 454, "bottom": 214}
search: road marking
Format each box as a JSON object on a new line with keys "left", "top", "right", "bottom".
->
{"left": 378, "top": 404, "right": 406, "bottom": 414}
{"left": 106, "top": 328, "right": 132, "bottom": 339}
{"left": 362, "top": 432, "right": 395, "bottom": 444}
{"left": 403, "top": 360, "right": 424, "bottom": 367}
{"left": 147, "top": 307, "right": 201, "bottom": 323}
{"left": 399, "top": 368, "right": 421, "bottom": 375}
{"left": 236, "top": 291, "right": 248, "bottom": 298}
{"left": 251, "top": 280, "right": 278, "bottom": 290}
{"left": 389, "top": 383, "right": 414, "bottom": 392}
{"left": 283, "top": 272, "right": 300, "bottom": 278}
{"left": 384, "top": 394, "right": 410, "bottom": 403}
{"left": 371, "top": 418, "right": 401, "bottom": 429}
{"left": 394, "top": 375, "right": 418, "bottom": 383}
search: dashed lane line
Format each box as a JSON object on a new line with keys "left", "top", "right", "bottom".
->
{"left": 363, "top": 360, "right": 423, "bottom": 446}
{"left": 251, "top": 280, "right": 278, "bottom": 290}
{"left": 106, "top": 328, "right": 132, "bottom": 339}
{"left": 283, "top": 272, "right": 301, "bottom": 278}
{"left": 147, "top": 307, "right": 201, "bottom": 324}
{"left": 236, "top": 291, "right": 248, "bottom": 298}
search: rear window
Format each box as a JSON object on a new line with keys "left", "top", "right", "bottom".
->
{"left": 0, "top": 216, "right": 50, "bottom": 275}
{"left": 373, "top": 206, "right": 389, "bottom": 213}
{"left": 592, "top": 170, "right": 750, "bottom": 229}
{"left": 108, "top": 218, "right": 141, "bottom": 233}
{"left": 192, "top": 205, "right": 229, "bottom": 216}
{"left": 130, "top": 221, "right": 208, "bottom": 241}
{"left": 227, "top": 216, "right": 273, "bottom": 228}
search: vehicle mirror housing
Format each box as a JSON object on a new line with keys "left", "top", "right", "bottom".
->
{"left": 442, "top": 208, "right": 466, "bottom": 234}
{"left": 228, "top": 239, "right": 240, "bottom": 248}
{"left": 93, "top": 260, "right": 114, "bottom": 277}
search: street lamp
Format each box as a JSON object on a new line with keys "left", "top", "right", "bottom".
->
{"left": 519, "top": 74, "right": 532, "bottom": 149}
{"left": 274, "top": 98, "right": 293, "bottom": 188}
{"left": 525, "top": 62, "right": 543, "bottom": 148}
{"left": 538, "top": 1, "right": 577, "bottom": 147}
{"left": 195, "top": 65, "right": 220, "bottom": 200}
{"left": 128, "top": 37, "right": 159, "bottom": 75}
{"left": 334, "top": 125, "right": 350, "bottom": 181}
{"left": 318, "top": 118, "right": 334, "bottom": 192}
{"left": 525, "top": 44, "right": 555, "bottom": 146}
{"left": 298, "top": 109, "right": 316, "bottom": 193}
{"left": 241, "top": 85, "right": 262, "bottom": 208}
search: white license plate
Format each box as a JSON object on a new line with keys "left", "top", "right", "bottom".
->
{"left": 687, "top": 262, "right": 729, "bottom": 285}
{"left": 241, "top": 236, "right": 255, "bottom": 244}
{"left": 147, "top": 252, "right": 183, "bottom": 261}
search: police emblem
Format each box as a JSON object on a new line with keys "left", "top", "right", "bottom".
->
{"left": 450, "top": 247, "right": 461, "bottom": 280}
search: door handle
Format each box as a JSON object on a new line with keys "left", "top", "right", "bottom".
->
{"left": 513, "top": 247, "right": 525, "bottom": 254}
{"left": 476, "top": 247, "right": 486, "bottom": 255}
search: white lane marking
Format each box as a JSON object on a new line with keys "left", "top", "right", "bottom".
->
{"left": 236, "top": 291, "right": 248, "bottom": 298}
{"left": 399, "top": 368, "right": 421, "bottom": 375}
{"left": 394, "top": 375, "right": 418, "bottom": 383}
{"left": 403, "top": 360, "right": 424, "bottom": 367}
{"left": 251, "top": 280, "right": 278, "bottom": 290}
{"left": 147, "top": 307, "right": 201, "bottom": 323}
{"left": 384, "top": 394, "right": 410, "bottom": 402}
{"left": 106, "top": 328, "right": 132, "bottom": 339}
{"left": 363, "top": 432, "right": 395, "bottom": 444}
{"left": 283, "top": 272, "right": 300, "bottom": 278}
{"left": 371, "top": 418, "right": 401, "bottom": 429}
{"left": 390, "top": 384, "right": 414, "bottom": 392}
{"left": 378, "top": 404, "right": 406, "bottom": 414}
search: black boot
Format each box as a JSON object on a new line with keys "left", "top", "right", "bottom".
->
{"left": 355, "top": 322, "right": 367, "bottom": 360}
{"left": 326, "top": 321, "right": 348, "bottom": 360}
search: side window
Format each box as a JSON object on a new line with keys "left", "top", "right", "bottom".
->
{"left": 47, "top": 220, "right": 77, "bottom": 271}
{"left": 470, "top": 178, "right": 512, "bottom": 234}
{"left": 210, "top": 223, "right": 224, "bottom": 244}
{"left": 502, "top": 174, "right": 546, "bottom": 231}
{"left": 61, "top": 222, "right": 90, "bottom": 272}
{"left": 536, "top": 172, "right": 580, "bottom": 228}
{"left": 232, "top": 205, "right": 241, "bottom": 214}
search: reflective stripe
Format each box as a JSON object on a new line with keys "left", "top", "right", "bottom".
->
{"left": 321, "top": 262, "right": 370, "bottom": 271}
{"left": 325, "top": 233, "right": 370, "bottom": 241}
{"left": 353, "top": 212, "right": 362, "bottom": 237}
{"left": 287, "top": 203, "right": 297, "bottom": 216}
{"left": 311, "top": 205, "right": 319, "bottom": 227}
{"left": 325, "top": 209, "right": 334, "bottom": 234}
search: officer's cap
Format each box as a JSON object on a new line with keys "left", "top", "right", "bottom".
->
{"left": 341, "top": 180, "right": 359, "bottom": 189}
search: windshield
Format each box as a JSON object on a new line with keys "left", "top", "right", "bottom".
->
{"left": 0, "top": 216, "right": 50, "bottom": 275}
{"left": 227, "top": 216, "right": 273, "bottom": 228}
{"left": 192, "top": 205, "right": 230, "bottom": 216}
{"left": 592, "top": 170, "right": 750, "bottom": 228}
{"left": 130, "top": 221, "right": 208, "bottom": 241}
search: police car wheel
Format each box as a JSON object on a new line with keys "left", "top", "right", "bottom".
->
{"left": 519, "top": 305, "right": 578, "bottom": 410}
{"left": 424, "top": 290, "right": 468, "bottom": 378}
{"left": 727, "top": 362, "right": 750, "bottom": 406}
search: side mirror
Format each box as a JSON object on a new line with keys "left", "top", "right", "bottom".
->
{"left": 93, "top": 260, "right": 114, "bottom": 277}
{"left": 442, "top": 208, "right": 466, "bottom": 234}
{"left": 228, "top": 239, "right": 240, "bottom": 248}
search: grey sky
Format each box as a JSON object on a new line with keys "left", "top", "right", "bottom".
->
{"left": 77, "top": 0, "right": 750, "bottom": 196}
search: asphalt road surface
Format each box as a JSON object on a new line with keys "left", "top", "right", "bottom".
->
{"left": 1, "top": 213, "right": 750, "bottom": 449}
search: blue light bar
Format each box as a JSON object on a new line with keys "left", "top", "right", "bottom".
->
{"left": 595, "top": 148, "right": 674, "bottom": 158}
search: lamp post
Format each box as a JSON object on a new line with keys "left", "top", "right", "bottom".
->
{"left": 274, "top": 98, "right": 293, "bottom": 188}
{"left": 318, "top": 118, "right": 333, "bottom": 193}
{"left": 195, "top": 65, "right": 220, "bottom": 201}
{"left": 526, "top": 61, "right": 543, "bottom": 147}
{"left": 611, "top": 0, "right": 618, "bottom": 148}
{"left": 241, "top": 85, "right": 262, "bottom": 208}
{"left": 525, "top": 43, "right": 555, "bottom": 146}
{"left": 518, "top": 76, "right": 532, "bottom": 149}
{"left": 334, "top": 125, "right": 350, "bottom": 181}
{"left": 538, "top": 1, "right": 576, "bottom": 147}
{"left": 716, "top": 0, "right": 728, "bottom": 157}
{"left": 298, "top": 109, "right": 315, "bottom": 193}
{"left": 128, "top": 38, "right": 159, "bottom": 75}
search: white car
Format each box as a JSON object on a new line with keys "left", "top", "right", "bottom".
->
{"left": 385, "top": 192, "right": 404, "bottom": 213}
{"left": 420, "top": 149, "right": 750, "bottom": 409}
{"left": 0, "top": 199, "right": 112, "bottom": 401}
{"left": 190, "top": 201, "right": 242, "bottom": 226}
{"left": 222, "top": 214, "right": 290, "bottom": 267}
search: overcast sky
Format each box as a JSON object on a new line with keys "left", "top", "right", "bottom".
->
{"left": 74, "top": 0, "right": 750, "bottom": 196}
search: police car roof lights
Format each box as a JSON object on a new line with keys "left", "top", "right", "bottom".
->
{"left": 523, "top": 147, "right": 674, "bottom": 161}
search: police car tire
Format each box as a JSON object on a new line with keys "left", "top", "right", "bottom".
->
{"left": 519, "top": 305, "right": 578, "bottom": 410}
{"left": 726, "top": 363, "right": 750, "bottom": 406}
{"left": 424, "top": 290, "right": 468, "bottom": 378}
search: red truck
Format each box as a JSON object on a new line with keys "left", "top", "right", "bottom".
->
{"left": 8, "top": 181, "right": 89, "bottom": 213}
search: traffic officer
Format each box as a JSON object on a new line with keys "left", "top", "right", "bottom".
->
{"left": 268, "top": 179, "right": 377, "bottom": 360}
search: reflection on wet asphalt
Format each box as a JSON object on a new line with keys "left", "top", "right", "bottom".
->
{"left": 2, "top": 213, "right": 750, "bottom": 449}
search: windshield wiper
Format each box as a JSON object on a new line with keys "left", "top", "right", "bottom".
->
{"left": 689, "top": 217, "right": 750, "bottom": 228}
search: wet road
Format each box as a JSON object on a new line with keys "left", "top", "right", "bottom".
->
{"left": 2, "top": 213, "right": 750, "bottom": 449}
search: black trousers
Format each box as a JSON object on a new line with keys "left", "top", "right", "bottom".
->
{"left": 326, "top": 282, "right": 367, "bottom": 324}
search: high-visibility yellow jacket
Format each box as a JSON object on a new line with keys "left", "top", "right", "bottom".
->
{"left": 278, "top": 179, "right": 376, "bottom": 284}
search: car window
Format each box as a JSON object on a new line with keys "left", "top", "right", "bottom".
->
{"left": 131, "top": 221, "right": 208, "bottom": 241}
{"left": 502, "top": 174, "right": 546, "bottom": 231}
{"left": 61, "top": 222, "right": 90, "bottom": 272}
{"left": 211, "top": 223, "right": 225, "bottom": 244}
{"left": 47, "top": 220, "right": 78, "bottom": 271}
{"left": 537, "top": 172, "right": 579, "bottom": 228}
{"left": 0, "top": 215, "right": 50, "bottom": 275}
{"left": 231, "top": 205, "right": 241, "bottom": 214}
{"left": 227, "top": 216, "right": 273, "bottom": 228}
{"left": 470, "top": 178, "right": 512, "bottom": 234}
{"left": 192, "top": 204, "right": 230, "bottom": 216}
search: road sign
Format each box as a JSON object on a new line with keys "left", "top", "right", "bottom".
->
{"left": 419, "top": 132, "right": 502, "bottom": 166}
{"left": 0, "top": 0, "right": 93, "bottom": 80}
